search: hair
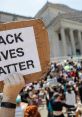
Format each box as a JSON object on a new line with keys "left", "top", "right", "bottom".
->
{"left": 24, "top": 105, "right": 41, "bottom": 117}
{"left": 54, "top": 93, "right": 61, "bottom": 99}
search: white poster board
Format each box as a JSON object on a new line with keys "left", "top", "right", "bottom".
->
{"left": 0, "top": 26, "right": 41, "bottom": 81}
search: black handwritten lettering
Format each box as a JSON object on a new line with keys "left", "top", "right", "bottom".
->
{"left": 17, "top": 48, "right": 24, "bottom": 57}
{"left": 14, "top": 33, "right": 24, "bottom": 43}
{"left": 0, "top": 36, "right": 6, "bottom": 45}
{"left": 6, "top": 34, "right": 14, "bottom": 44}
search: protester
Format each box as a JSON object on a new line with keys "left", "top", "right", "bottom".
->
{"left": 65, "top": 84, "right": 76, "bottom": 116}
{"left": 78, "top": 81, "right": 82, "bottom": 103}
{"left": 24, "top": 105, "right": 41, "bottom": 117}
{"left": 52, "top": 93, "right": 75, "bottom": 117}
{"left": 15, "top": 95, "right": 24, "bottom": 117}
{"left": 0, "top": 73, "right": 25, "bottom": 117}
{"left": 65, "top": 84, "right": 76, "bottom": 106}
{"left": 1, "top": 58, "right": 82, "bottom": 117}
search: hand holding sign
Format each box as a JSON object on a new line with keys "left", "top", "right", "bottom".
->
{"left": 2, "top": 73, "right": 25, "bottom": 103}
{"left": 0, "top": 73, "right": 25, "bottom": 117}
{"left": 0, "top": 19, "right": 50, "bottom": 84}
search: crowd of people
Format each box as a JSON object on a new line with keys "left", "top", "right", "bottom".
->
{"left": 15, "top": 57, "right": 82, "bottom": 117}
{"left": 1, "top": 57, "right": 82, "bottom": 117}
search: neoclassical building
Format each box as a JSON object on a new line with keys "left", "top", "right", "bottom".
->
{"left": 0, "top": 2, "right": 82, "bottom": 60}
{"left": 35, "top": 2, "right": 82, "bottom": 60}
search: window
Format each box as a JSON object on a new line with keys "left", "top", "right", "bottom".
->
{"left": 58, "top": 33, "right": 61, "bottom": 41}
{"left": 76, "top": 49, "right": 81, "bottom": 55}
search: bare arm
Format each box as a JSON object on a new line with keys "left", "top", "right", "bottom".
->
{"left": 0, "top": 107, "right": 15, "bottom": 117}
{"left": 0, "top": 73, "right": 25, "bottom": 117}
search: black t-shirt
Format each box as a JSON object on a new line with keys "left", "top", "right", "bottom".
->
{"left": 52, "top": 101, "right": 74, "bottom": 111}
{"left": 79, "top": 85, "right": 82, "bottom": 99}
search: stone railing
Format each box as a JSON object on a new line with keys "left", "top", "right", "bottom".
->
{"left": 50, "top": 56, "right": 82, "bottom": 63}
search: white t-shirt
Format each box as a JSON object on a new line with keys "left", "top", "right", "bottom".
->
{"left": 34, "top": 83, "right": 40, "bottom": 90}
{"left": 15, "top": 106, "right": 24, "bottom": 117}
{"left": 65, "top": 91, "right": 76, "bottom": 106}
{"left": 15, "top": 103, "right": 27, "bottom": 117}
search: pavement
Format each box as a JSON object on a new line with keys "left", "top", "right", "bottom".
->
{"left": 38, "top": 105, "right": 48, "bottom": 117}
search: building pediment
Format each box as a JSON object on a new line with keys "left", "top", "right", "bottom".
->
{"left": 35, "top": 2, "right": 76, "bottom": 17}
{"left": 35, "top": 2, "right": 81, "bottom": 27}
{"left": 58, "top": 12, "right": 82, "bottom": 23}
{"left": 50, "top": 14, "right": 82, "bottom": 32}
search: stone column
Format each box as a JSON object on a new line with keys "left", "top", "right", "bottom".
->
{"left": 69, "top": 29, "right": 76, "bottom": 55}
{"left": 78, "top": 30, "right": 82, "bottom": 54}
{"left": 60, "top": 28, "right": 67, "bottom": 56}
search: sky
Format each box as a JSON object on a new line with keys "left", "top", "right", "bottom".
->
{"left": 0, "top": 0, "right": 82, "bottom": 17}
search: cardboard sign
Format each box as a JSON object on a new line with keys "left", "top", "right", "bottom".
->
{"left": 0, "top": 27, "right": 41, "bottom": 81}
{"left": 0, "top": 19, "right": 50, "bottom": 85}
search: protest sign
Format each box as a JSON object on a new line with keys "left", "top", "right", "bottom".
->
{"left": 0, "top": 19, "right": 50, "bottom": 86}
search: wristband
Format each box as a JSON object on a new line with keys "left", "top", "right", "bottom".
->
{"left": 0, "top": 102, "right": 16, "bottom": 109}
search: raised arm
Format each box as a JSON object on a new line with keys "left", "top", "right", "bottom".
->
{"left": 0, "top": 73, "right": 25, "bottom": 117}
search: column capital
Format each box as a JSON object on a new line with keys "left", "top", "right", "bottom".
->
{"left": 60, "top": 27, "right": 65, "bottom": 30}
{"left": 69, "top": 28, "right": 74, "bottom": 32}
{"left": 78, "top": 30, "right": 82, "bottom": 34}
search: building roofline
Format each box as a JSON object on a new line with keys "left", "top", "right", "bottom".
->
{"left": 0, "top": 11, "right": 32, "bottom": 19}
{"left": 35, "top": 1, "right": 48, "bottom": 17}
{"left": 35, "top": 2, "right": 79, "bottom": 17}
